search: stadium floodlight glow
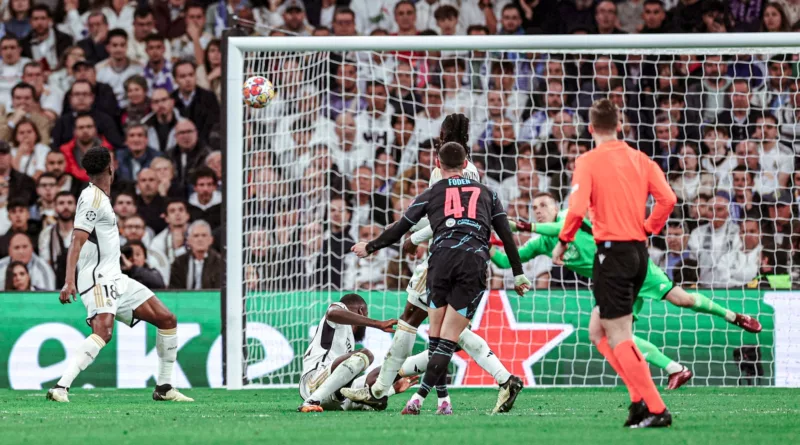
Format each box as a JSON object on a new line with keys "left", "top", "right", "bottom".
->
{"left": 225, "top": 33, "right": 800, "bottom": 390}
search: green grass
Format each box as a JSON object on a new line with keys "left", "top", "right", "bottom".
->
{"left": 2, "top": 388, "right": 799, "bottom": 444}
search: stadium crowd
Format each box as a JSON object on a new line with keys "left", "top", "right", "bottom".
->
{"left": 0, "top": 0, "right": 799, "bottom": 292}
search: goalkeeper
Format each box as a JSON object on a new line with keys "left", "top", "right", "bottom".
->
{"left": 491, "top": 192, "right": 762, "bottom": 389}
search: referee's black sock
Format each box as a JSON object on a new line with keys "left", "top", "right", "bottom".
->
{"left": 417, "top": 338, "right": 457, "bottom": 400}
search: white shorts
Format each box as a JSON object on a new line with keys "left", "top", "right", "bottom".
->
{"left": 81, "top": 274, "right": 153, "bottom": 327}
{"left": 405, "top": 260, "right": 429, "bottom": 311}
{"left": 299, "top": 364, "right": 342, "bottom": 410}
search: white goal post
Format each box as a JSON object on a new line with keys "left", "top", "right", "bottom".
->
{"left": 224, "top": 33, "right": 800, "bottom": 390}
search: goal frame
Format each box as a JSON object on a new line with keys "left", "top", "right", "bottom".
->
{"left": 223, "top": 33, "right": 800, "bottom": 389}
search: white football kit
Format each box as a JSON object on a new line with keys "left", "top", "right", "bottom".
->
{"left": 299, "top": 302, "right": 356, "bottom": 407}
{"left": 74, "top": 184, "right": 152, "bottom": 326}
{"left": 405, "top": 161, "right": 481, "bottom": 310}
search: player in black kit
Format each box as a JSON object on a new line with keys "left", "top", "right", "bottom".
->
{"left": 352, "top": 142, "right": 530, "bottom": 415}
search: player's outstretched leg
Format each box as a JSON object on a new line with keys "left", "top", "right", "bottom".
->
{"left": 457, "top": 329, "right": 522, "bottom": 413}
{"left": 133, "top": 297, "right": 193, "bottom": 402}
{"left": 632, "top": 335, "right": 693, "bottom": 390}
{"left": 299, "top": 350, "right": 373, "bottom": 413}
{"left": 47, "top": 314, "right": 114, "bottom": 403}
{"left": 666, "top": 288, "right": 761, "bottom": 333}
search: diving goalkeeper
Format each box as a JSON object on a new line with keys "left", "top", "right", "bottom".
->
{"left": 492, "top": 192, "right": 762, "bottom": 389}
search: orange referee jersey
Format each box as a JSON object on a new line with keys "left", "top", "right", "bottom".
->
{"left": 558, "top": 140, "right": 677, "bottom": 243}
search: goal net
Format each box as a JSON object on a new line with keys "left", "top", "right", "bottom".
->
{"left": 224, "top": 35, "right": 800, "bottom": 389}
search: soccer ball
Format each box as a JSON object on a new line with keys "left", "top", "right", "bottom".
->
{"left": 242, "top": 76, "right": 275, "bottom": 108}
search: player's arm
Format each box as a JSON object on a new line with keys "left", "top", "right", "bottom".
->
{"left": 643, "top": 158, "right": 678, "bottom": 235}
{"left": 491, "top": 236, "right": 551, "bottom": 268}
{"left": 60, "top": 229, "right": 89, "bottom": 304}
{"left": 326, "top": 305, "right": 396, "bottom": 333}
{"left": 490, "top": 194, "right": 529, "bottom": 295}
{"left": 558, "top": 156, "right": 592, "bottom": 244}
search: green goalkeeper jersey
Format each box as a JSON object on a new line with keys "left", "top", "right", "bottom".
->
{"left": 491, "top": 211, "right": 596, "bottom": 279}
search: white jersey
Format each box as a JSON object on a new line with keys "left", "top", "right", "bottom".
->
{"left": 301, "top": 302, "right": 355, "bottom": 377}
{"left": 74, "top": 183, "right": 123, "bottom": 296}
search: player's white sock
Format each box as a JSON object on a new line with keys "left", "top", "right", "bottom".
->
{"left": 665, "top": 361, "right": 685, "bottom": 374}
{"left": 372, "top": 320, "right": 416, "bottom": 398}
{"left": 156, "top": 328, "right": 178, "bottom": 386}
{"left": 438, "top": 395, "right": 451, "bottom": 407}
{"left": 458, "top": 329, "right": 511, "bottom": 386}
{"left": 399, "top": 351, "right": 430, "bottom": 376}
{"left": 308, "top": 352, "right": 370, "bottom": 403}
{"left": 57, "top": 334, "right": 105, "bottom": 388}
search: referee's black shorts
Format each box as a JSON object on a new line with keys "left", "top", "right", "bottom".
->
{"left": 427, "top": 249, "right": 488, "bottom": 320}
{"left": 592, "top": 240, "right": 649, "bottom": 319}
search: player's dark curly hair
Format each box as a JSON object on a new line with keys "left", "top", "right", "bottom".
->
{"left": 439, "top": 113, "right": 470, "bottom": 155}
{"left": 81, "top": 146, "right": 112, "bottom": 176}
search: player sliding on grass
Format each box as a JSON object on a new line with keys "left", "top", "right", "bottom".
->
{"left": 352, "top": 141, "right": 529, "bottom": 415}
{"left": 491, "top": 192, "right": 762, "bottom": 390}
{"left": 298, "top": 293, "right": 417, "bottom": 412}
{"left": 47, "top": 147, "right": 192, "bottom": 403}
{"left": 342, "top": 114, "right": 525, "bottom": 415}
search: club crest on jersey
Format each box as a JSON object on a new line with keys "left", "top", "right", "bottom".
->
{"left": 446, "top": 218, "right": 456, "bottom": 228}
{"left": 85, "top": 210, "right": 97, "bottom": 221}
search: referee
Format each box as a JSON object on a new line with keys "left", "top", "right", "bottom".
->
{"left": 554, "top": 99, "right": 677, "bottom": 428}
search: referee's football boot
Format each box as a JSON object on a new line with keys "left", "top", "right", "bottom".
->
{"left": 623, "top": 400, "right": 648, "bottom": 427}
{"left": 631, "top": 408, "right": 672, "bottom": 428}
{"left": 493, "top": 375, "right": 523, "bottom": 413}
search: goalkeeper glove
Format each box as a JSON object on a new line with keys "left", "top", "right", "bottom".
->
{"left": 509, "top": 221, "right": 535, "bottom": 233}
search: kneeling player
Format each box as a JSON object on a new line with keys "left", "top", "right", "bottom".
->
{"left": 47, "top": 147, "right": 191, "bottom": 403}
{"left": 298, "top": 294, "right": 396, "bottom": 412}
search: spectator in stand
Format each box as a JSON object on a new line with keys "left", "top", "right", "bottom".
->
{"left": 47, "top": 45, "right": 84, "bottom": 94}
{"left": 129, "top": 7, "right": 171, "bottom": 64}
{"left": 638, "top": 0, "right": 670, "bottom": 33}
{"left": 172, "top": 60, "right": 220, "bottom": 144}
{"left": 520, "top": 79, "right": 572, "bottom": 143}
{"left": 652, "top": 221, "right": 693, "bottom": 281}
{"left": 316, "top": 196, "right": 355, "bottom": 290}
{"left": 171, "top": 3, "right": 212, "bottom": 65}
{"left": 348, "top": 165, "right": 392, "bottom": 234}
{"left": 4, "top": 0, "right": 32, "bottom": 39}
{"left": 120, "top": 240, "right": 165, "bottom": 289}
{"left": 327, "top": 58, "right": 363, "bottom": 121}
{"left": 150, "top": 198, "right": 188, "bottom": 264}
{"left": 31, "top": 172, "right": 59, "bottom": 225}
{"left": 594, "top": 0, "right": 627, "bottom": 34}
{"left": 37, "top": 190, "right": 74, "bottom": 287}
{"left": 20, "top": 5, "right": 72, "bottom": 71}
{"left": 687, "top": 55, "right": 732, "bottom": 123}
{"left": 121, "top": 75, "right": 149, "bottom": 125}
{"left": 95, "top": 29, "right": 143, "bottom": 107}
{"left": 500, "top": 157, "right": 549, "bottom": 206}
{"left": 143, "top": 33, "right": 174, "bottom": 92}
{"left": 120, "top": 214, "right": 170, "bottom": 281}
{"left": 143, "top": 87, "right": 182, "bottom": 152}
{"left": 730, "top": 165, "right": 763, "bottom": 221}
{"left": 433, "top": 5, "right": 458, "bottom": 37}
{"left": 388, "top": 58, "right": 419, "bottom": 117}
{"left": 394, "top": 0, "right": 418, "bottom": 38}
{"left": 557, "top": 0, "right": 595, "bottom": 34}
{"left": 76, "top": 11, "right": 109, "bottom": 65}
{"left": 670, "top": 0, "right": 707, "bottom": 33}
{"left": 136, "top": 167, "right": 168, "bottom": 234}
{"left": 113, "top": 192, "right": 149, "bottom": 239}
{"left": 0, "top": 35, "right": 30, "bottom": 104}
{"left": 196, "top": 38, "right": 221, "bottom": 102}
{"left": 0, "top": 82, "right": 52, "bottom": 148}
{"left": 0, "top": 232, "right": 55, "bottom": 290}
{"left": 537, "top": 111, "right": 581, "bottom": 174}
{"left": 205, "top": 150, "right": 221, "bottom": 184}
{"left": 688, "top": 193, "right": 742, "bottom": 287}
{"left": 279, "top": 0, "right": 313, "bottom": 36}
{"left": 484, "top": 117, "right": 518, "bottom": 183}
{"left": 10, "top": 117, "right": 50, "bottom": 179}
{"left": 330, "top": 6, "right": 357, "bottom": 37}
{"left": 758, "top": 55, "right": 795, "bottom": 113}
{"left": 699, "top": 125, "right": 735, "bottom": 185}
{"left": 3, "top": 261, "right": 37, "bottom": 290}
{"left": 22, "top": 61, "right": 62, "bottom": 120}
{"left": 651, "top": 114, "right": 683, "bottom": 171}
{"left": 576, "top": 55, "right": 617, "bottom": 122}
{"left": 153, "top": 0, "right": 187, "bottom": 42}
{"left": 166, "top": 119, "right": 210, "bottom": 186}
{"left": 0, "top": 141, "right": 37, "bottom": 206}
{"left": 53, "top": 78, "right": 123, "bottom": 149}
{"left": 776, "top": 80, "right": 800, "bottom": 153}
{"left": 187, "top": 166, "right": 221, "bottom": 230}
{"left": 117, "top": 122, "right": 159, "bottom": 182}
{"left": 353, "top": 223, "right": 395, "bottom": 290}
{"left": 762, "top": 189, "right": 796, "bottom": 269}
{"left": 58, "top": 112, "right": 113, "bottom": 182}
{"left": 168, "top": 219, "right": 223, "bottom": 289}
{"left": 149, "top": 155, "right": 185, "bottom": 198}
{"left": 356, "top": 80, "right": 394, "bottom": 148}
{"left": 715, "top": 219, "right": 764, "bottom": 287}
{"left": 414, "top": 86, "right": 445, "bottom": 145}
{"left": 44, "top": 150, "right": 83, "bottom": 197}
{"left": 754, "top": 113, "right": 793, "bottom": 192}
{"left": 0, "top": 198, "right": 40, "bottom": 257}
{"left": 70, "top": 60, "right": 123, "bottom": 123}
{"left": 762, "top": 2, "right": 792, "bottom": 32}
{"left": 715, "top": 78, "right": 762, "bottom": 146}
{"left": 669, "top": 143, "right": 715, "bottom": 204}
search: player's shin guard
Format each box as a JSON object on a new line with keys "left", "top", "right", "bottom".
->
{"left": 690, "top": 293, "right": 735, "bottom": 322}
{"left": 57, "top": 334, "right": 106, "bottom": 388}
{"left": 416, "top": 338, "right": 457, "bottom": 401}
{"left": 596, "top": 337, "right": 642, "bottom": 403}
{"left": 633, "top": 335, "right": 684, "bottom": 374}
{"left": 309, "top": 352, "right": 370, "bottom": 403}
{"left": 371, "top": 320, "right": 416, "bottom": 399}
{"left": 399, "top": 351, "right": 430, "bottom": 377}
{"left": 156, "top": 328, "right": 178, "bottom": 386}
{"left": 458, "top": 329, "right": 511, "bottom": 385}
{"left": 613, "top": 339, "right": 667, "bottom": 414}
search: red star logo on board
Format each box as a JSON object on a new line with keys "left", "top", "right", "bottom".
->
{"left": 450, "top": 290, "right": 574, "bottom": 386}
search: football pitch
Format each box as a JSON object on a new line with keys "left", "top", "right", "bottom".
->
{"left": 2, "top": 388, "right": 799, "bottom": 444}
